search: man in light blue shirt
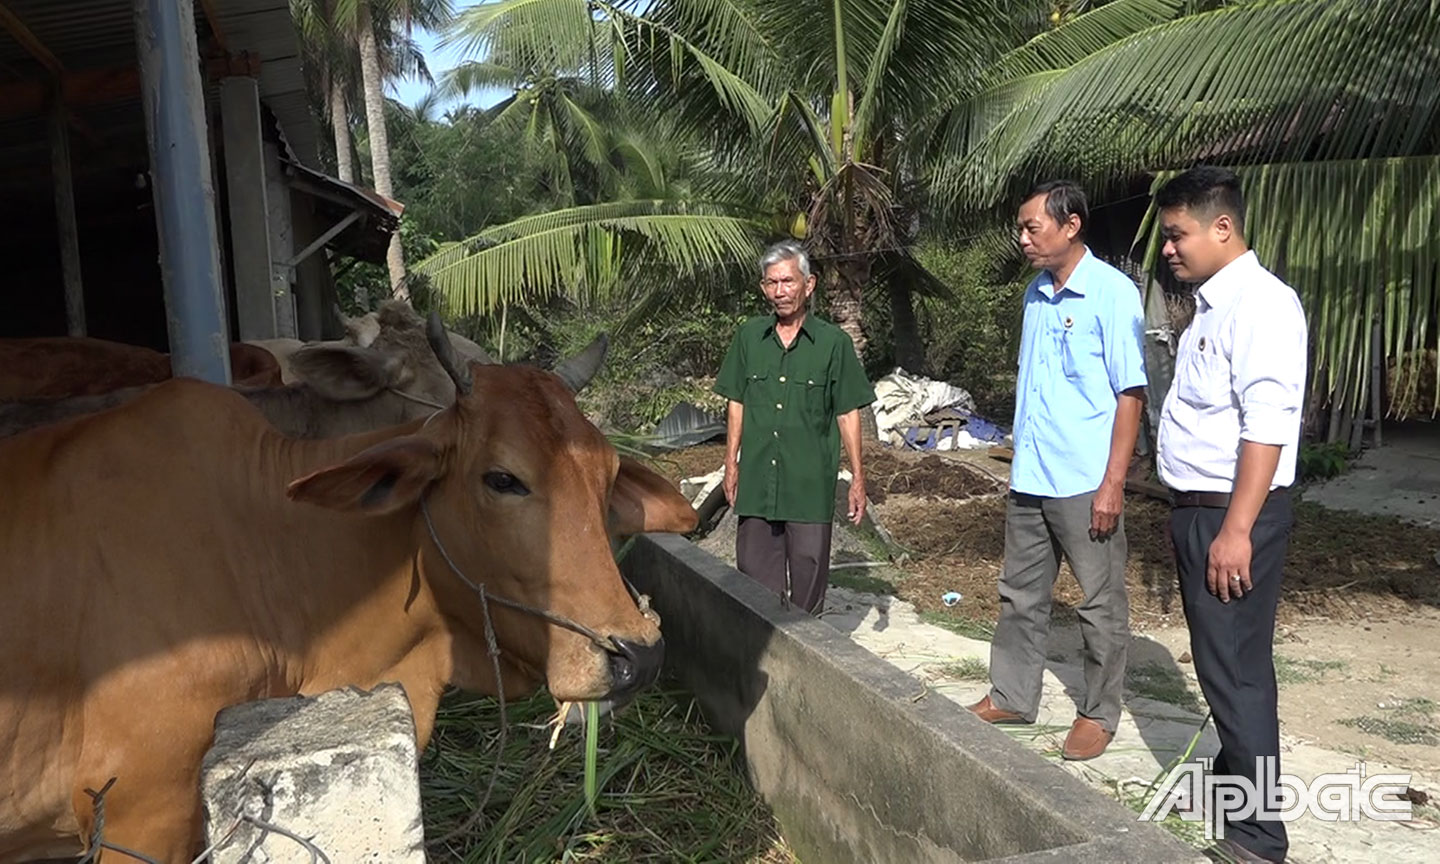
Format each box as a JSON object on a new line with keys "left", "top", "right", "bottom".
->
{"left": 968, "top": 180, "right": 1148, "bottom": 762}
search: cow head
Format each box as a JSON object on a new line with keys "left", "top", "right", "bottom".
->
{"left": 286, "top": 316, "right": 698, "bottom": 705}
{"left": 286, "top": 303, "right": 465, "bottom": 408}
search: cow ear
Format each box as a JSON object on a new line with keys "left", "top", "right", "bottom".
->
{"left": 289, "top": 345, "right": 405, "bottom": 401}
{"left": 608, "top": 456, "right": 700, "bottom": 537}
{"left": 287, "top": 437, "right": 442, "bottom": 514}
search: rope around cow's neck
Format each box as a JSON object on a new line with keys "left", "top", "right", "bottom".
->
{"left": 420, "top": 490, "right": 507, "bottom": 847}
{"left": 418, "top": 494, "right": 621, "bottom": 653}
{"left": 417, "top": 490, "right": 628, "bottom": 848}
{"left": 387, "top": 388, "right": 448, "bottom": 411}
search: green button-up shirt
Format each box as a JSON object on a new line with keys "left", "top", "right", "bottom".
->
{"left": 713, "top": 314, "right": 876, "bottom": 523}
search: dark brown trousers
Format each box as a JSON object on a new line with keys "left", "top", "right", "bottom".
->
{"left": 735, "top": 517, "right": 833, "bottom": 613}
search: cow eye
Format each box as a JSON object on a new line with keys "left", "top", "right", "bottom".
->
{"left": 483, "top": 471, "right": 529, "bottom": 496}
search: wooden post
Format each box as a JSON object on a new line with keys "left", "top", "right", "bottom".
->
{"left": 1348, "top": 373, "right": 1366, "bottom": 453}
{"left": 48, "top": 94, "right": 85, "bottom": 336}
{"left": 1370, "top": 312, "right": 1384, "bottom": 448}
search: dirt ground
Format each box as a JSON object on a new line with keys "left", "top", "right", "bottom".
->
{"left": 648, "top": 440, "right": 1440, "bottom": 778}
{"left": 649, "top": 441, "right": 1440, "bottom": 630}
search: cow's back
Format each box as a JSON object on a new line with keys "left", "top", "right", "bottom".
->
{"left": 0, "top": 337, "right": 171, "bottom": 400}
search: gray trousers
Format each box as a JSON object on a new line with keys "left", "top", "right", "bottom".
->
{"left": 987, "top": 491, "right": 1130, "bottom": 731}
{"left": 736, "top": 517, "right": 833, "bottom": 614}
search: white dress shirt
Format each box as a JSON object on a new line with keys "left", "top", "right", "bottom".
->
{"left": 1157, "top": 250, "right": 1308, "bottom": 492}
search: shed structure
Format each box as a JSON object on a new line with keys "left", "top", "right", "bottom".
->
{"left": 0, "top": 0, "right": 399, "bottom": 383}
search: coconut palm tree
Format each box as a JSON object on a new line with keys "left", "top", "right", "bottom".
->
{"left": 316, "top": 0, "right": 454, "bottom": 299}
{"left": 294, "top": 0, "right": 446, "bottom": 187}
{"left": 933, "top": 0, "right": 1440, "bottom": 433}
{"left": 415, "top": 0, "right": 1188, "bottom": 370}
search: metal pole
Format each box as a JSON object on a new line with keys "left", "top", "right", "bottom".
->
{"left": 133, "top": 0, "right": 231, "bottom": 384}
{"left": 48, "top": 95, "right": 86, "bottom": 337}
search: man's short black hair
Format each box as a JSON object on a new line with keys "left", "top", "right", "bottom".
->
{"left": 1155, "top": 165, "right": 1246, "bottom": 234}
{"left": 1025, "top": 179, "right": 1088, "bottom": 237}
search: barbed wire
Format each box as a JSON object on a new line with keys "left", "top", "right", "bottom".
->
{"left": 77, "top": 774, "right": 332, "bottom": 864}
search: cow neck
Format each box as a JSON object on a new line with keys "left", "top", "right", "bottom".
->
{"left": 268, "top": 416, "right": 444, "bottom": 694}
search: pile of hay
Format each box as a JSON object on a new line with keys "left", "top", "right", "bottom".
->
{"left": 421, "top": 688, "right": 797, "bottom": 863}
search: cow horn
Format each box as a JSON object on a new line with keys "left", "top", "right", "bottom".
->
{"left": 425, "top": 310, "right": 473, "bottom": 397}
{"left": 553, "top": 332, "right": 609, "bottom": 393}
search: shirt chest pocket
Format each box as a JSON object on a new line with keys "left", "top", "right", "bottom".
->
{"left": 799, "top": 377, "right": 829, "bottom": 416}
{"left": 1175, "top": 346, "right": 1231, "bottom": 407}
{"left": 1060, "top": 327, "right": 1101, "bottom": 379}
{"left": 743, "top": 370, "right": 771, "bottom": 402}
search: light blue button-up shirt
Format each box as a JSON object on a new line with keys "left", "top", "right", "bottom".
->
{"left": 1010, "top": 248, "right": 1148, "bottom": 498}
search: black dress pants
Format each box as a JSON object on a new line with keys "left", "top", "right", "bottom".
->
{"left": 1171, "top": 492, "right": 1294, "bottom": 862}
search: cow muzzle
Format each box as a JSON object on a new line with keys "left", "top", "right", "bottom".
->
{"left": 606, "top": 636, "right": 664, "bottom": 698}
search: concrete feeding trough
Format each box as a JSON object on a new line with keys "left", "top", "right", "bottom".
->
{"left": 621, "top": 534, "right": 1206, "bottom": 863}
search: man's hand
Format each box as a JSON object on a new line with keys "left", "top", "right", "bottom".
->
{"left": 1207, "top": 525, "right": 1253, "bottom": 602}
{"left": 1090, "top": 478, "right": 1124, "bottom": 539}
{"left": 847, "top": 477, "right": 867, "bottom": 525}
{"left": 1206, "top": 440, "right": 1281, "bottom": 602}
{"left": 723, "top": 460, "right": 739, "bottom": 507}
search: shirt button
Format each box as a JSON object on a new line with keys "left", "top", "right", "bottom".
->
{"left": 776, "top": 403, "right": 783, "bottom": 410}
{"left": 771, "top": 459, "right": 777, "bottom": 465}
{"left": 773, "top": 430, "right": 779, "bottom": 437}
{"left": 779, "top": 376, "right": 786, "bottom": 383}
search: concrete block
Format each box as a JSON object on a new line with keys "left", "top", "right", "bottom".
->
{"left": 200, "top": 683, "right": 425, "bottom": 863}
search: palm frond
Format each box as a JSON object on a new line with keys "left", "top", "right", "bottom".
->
{"left": 1135, "top": 155, "right": 1440, "bottom": 417}
{"left": 443, "top": 0, "right": 599, "bottom": 76}
{"left": 946, "top": 0, "right": 1440, "bottom": 213}
{"left": 610, "top": 2, "right": 775, "bottom": 135}
{"left": 974, "top": 0, "right": 1186, "bottom": 93}
{"left": 441, "top": 61, "right": 527, "bottom": 98}
{"left": 851, "top": 0, "right": 908, "bottom": 160}
{"left": 413, "top": 201, "right": 769, "bottom": 315}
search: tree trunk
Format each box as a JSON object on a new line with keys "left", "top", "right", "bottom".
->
{"left": 330, "top": 79, "right": 354, "bottom": 184}
{"left": 826, "top": 257, "right": 868, "bottom": 359}
{"left": 886, "top": 277, "right": 925, "bottom": 375}
{"left": 356, "top": 4, "right": 406, "bottom": 299}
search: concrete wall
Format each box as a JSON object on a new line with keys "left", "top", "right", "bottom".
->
{"left": 621, "top": 535, "right": 1206, "bottom": 864}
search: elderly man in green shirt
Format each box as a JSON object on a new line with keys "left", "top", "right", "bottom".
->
{"left": 713, "top": 240, "right": 876, "bottom": 613}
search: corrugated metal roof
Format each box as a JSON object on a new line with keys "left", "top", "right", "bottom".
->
{"left": 0, "top": 0, "right": 319, "bottom": 190}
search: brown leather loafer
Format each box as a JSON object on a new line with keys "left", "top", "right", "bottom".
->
{"left": 1061, "top": 716, "right": 1114, "bottom": 761}
{"left": 967, "top": 695, "right": 1029, "bottom": 725}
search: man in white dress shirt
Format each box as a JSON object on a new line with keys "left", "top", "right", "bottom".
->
{"left": 1155, "top": 166, "right": 1307, "bottom": 864}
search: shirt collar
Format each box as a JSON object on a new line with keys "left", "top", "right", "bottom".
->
{"left": 1034, "top": 247, "right": 1095, "bottom": 299}
{"left": 1196, "top": 250, "right": 1258, "bottom": 311}
{"left": 763, "top": 314, "right": 816, "bottom": 343}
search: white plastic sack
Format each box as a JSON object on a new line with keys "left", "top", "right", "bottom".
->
{"left": 871, "top": 367, "right": 977, "bottom": 438}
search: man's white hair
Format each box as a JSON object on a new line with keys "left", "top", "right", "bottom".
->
{"left": 759, "top": 240, "right": 811, "bottom": 279}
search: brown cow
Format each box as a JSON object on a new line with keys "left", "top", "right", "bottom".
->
{"left": 0, "top": 306, "right": 594, "bottom": 441}
{"left": 0, "top": 337, "right": 283, "bottom": 399}
{"left": 0, "top": 349, "right": 697, "bottom": 861}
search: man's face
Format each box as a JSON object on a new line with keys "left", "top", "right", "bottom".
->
{"left": 1017, "top": 194, "right": 1081, "bottom": 272}
{"left": 1160, "top": 205, "right": 1229, "bottom": 282}
{"left": 761, "top": 259, "right": 815, "bottom": 319}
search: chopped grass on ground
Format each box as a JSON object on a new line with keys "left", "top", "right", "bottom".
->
{"left": 1126, "top": 664, "right": 1204, "bottom": 714}
{"left": 421, "top": 687, "right": 796, "bottom": 863}
{"left": 937, "top": 656, "right": 990, "bottom": 681}
{"left": 1274, "top": 655, "right": 1348, "bottom": 685}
